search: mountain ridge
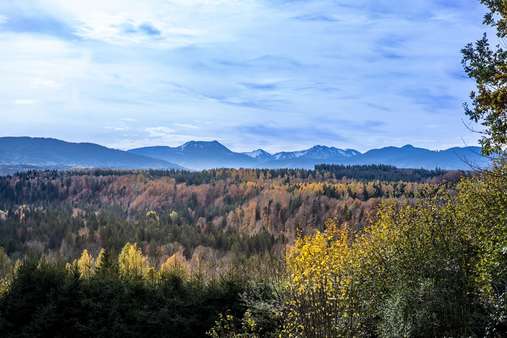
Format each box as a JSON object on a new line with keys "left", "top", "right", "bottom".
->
{"left": 130, "top": 140, "right": 489, "bottom": 170}
{"left": 129, "top": 140, "right": 256, "bottom": 170}
{"left": 0, "top": 137, "right": 490, "bottom": 172}
{"left": 0, "top": 137, "right": 182, "bottom": 170}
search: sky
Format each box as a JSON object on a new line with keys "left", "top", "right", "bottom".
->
{"left": 0, "top": 0, "right": 491, "bottom": 153}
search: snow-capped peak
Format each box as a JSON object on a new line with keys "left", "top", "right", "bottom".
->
{"left": 243, "top": 149, "right": 272, "bottom": 160}
{"left": 272, "top": 145, "right": 362, "bottom": 161}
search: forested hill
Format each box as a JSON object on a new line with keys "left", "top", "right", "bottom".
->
{"left": 0, "top": 166, "right": 463, "bottom": 264}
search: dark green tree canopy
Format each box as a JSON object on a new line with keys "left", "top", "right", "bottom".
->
{"left": 462, "top": 0, "right": 507, "bottom": 155}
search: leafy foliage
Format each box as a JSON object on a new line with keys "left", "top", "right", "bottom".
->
{"left": 462, "top": 0, "right": 507, "bottom": 155}
{"left": 283, "top": 164, "right": 507, "bottom": 337}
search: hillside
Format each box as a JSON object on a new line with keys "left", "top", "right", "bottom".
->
{"left": 0, "top": 166, "right": 460, "bottom": 261}
{"left": 0, "top": 137, "right": 182, "bottom": 170}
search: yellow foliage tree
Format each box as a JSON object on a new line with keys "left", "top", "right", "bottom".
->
{"left": 76, "top": 249, "right": 95, "bottom": 279}
{"left": 95, "top": 248, "right": 106, "bottom": 271}
{"left": 284, "top": 220, "right": 359, "bottom": 337}
{"left": 118, "top": 243, "right": 151, "bottom": 280}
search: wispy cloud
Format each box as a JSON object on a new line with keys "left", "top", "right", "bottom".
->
{"left": 0, "top": 13, "right": 78, "bottom": 40}
{"left": 402, "top": 88, "right": 459, "bottom": 112}
{"left": 292, "top": 14, "right": 339, "bottom": 23}
{"left": 174, "top": 123, "right": 199, "bottom": 130}
{"left": 121, "top": 22, "right": 161, "bottom": 37}
{"left": 14, "top": 99, "right": 37, "bottom": 105}
{"left": 240, "top": 82, "right": 280, "bottom": 91}
{"left": 238, "top": 124, "right": 347, "bottom": 143}
{"left": 0, "top": 0, "right": 488, "bottom": 152}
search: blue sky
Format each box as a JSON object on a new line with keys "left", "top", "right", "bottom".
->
{"left": 0, "top": 0, "right": 489, "bottom": 152}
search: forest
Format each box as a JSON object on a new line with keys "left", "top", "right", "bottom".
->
{"left": 0, "top": 166, "right": 457, "bottom": 264}
{"left": 0, "top": 160, "right": 503, "bottom": 337}
{"left": 0, "top": 163, "right": 505, "bottom": 337}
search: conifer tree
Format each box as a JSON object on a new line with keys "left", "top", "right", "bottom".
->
{"left": 118, "top": 243, "right": 151, "bottom": 280}
{"left": 76, "top": 249, "right": 94, "bottom": 279}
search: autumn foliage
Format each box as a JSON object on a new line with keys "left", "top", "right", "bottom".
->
{"left": 283, "top": 164, "right": 507, "bottom": 337}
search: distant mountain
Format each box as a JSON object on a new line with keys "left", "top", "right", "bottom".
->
{"left": 0, "top": 137, "right": 182, "bottom": 170}
{"left": 356, "top": 145, "right": 488, "bottom": 170}
{"left": 243, "top": 149, "right": 273, "bottom": 161}
{"left": 0, "top": 137, "right": 491, "bottom": 172}
{"left": 129, "top": 141, "right": 257, "bottom": 170}
{"left": 131, "top": 141, "right": 490, "bottom": 170}
{"left": 272, "top": 145, "right": 359, "bottom": 161}
{"left": 265, "top": 145, "right": 362, "bottom": 168}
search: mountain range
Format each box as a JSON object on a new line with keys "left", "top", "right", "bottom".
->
{"left": 0, "top": 137, "right": 182, "bottom": 171}
{"left": 0, "top": 137, "right": 490, "bottom": 173}
{"left": 128, "top": 141, "right": 489, "bottom": 170}
{"left": 129, "top": 141, "right": 256, "bottom": 170}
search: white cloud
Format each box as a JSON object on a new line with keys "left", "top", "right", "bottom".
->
{"left": 21, "top": 0, "right": 263, "bottom": 47}
{"left": 105, "top": 126, "right": 129, "bottom": 132}
{"left": 174, "top": 123, "right": 200, "bottom": 130}
{"left": 145, "top": 127, "right": 178, "bottom": 138}
{"left": 31, "top": 78, "right": 61, "bottom": 89}
{"left": 14, "top": 99, "right": 37, "bottom": 105}
{"left": 0, "top": 0, "right": 488, "bottom": 152}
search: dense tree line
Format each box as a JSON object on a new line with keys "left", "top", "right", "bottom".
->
{"left": 314, "top": 164, "right": 460, "bottom": 182}
{"left": 0, "top": 247, "right": 249, "bottom": 338}
{"left": 0, "top": 167, "right": 443, "bottom": 265}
